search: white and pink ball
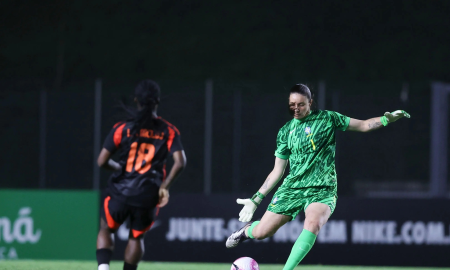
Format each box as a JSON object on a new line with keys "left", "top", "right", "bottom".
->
{"left": 231, "top": 257, "right": 259, "bottom": 270}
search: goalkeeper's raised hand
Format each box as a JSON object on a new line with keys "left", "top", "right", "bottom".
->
{"left": 381, "top": 110, "right": 411, "bottom": 126}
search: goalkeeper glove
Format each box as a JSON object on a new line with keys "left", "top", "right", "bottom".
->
{"left": 380, "top": 110, "right": 411, "bottom": 126}
{"left": 236, "top": 192, "right": 265, "bottom": 222}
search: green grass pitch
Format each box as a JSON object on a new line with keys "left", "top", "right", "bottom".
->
{"left": 0, "top": 261, "right": 448, "bottom": 270}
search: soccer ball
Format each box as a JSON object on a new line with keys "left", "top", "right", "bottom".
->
{"left": 230, "top": 257, "right": 259, "bottom": 270}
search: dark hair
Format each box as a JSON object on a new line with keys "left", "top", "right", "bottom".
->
{"left": 288, "top": 84, "right": 315, "bottom": 116}
{"left": 290, "top": 84, "right": 312, "bottom": 101}
{"left": 120, "top": 79, "right": 160, "bottom": 133}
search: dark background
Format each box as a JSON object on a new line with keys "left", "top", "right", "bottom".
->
{"left": 1, "top": 0, "right": 447, "bottom": 195}
{"left": 0, "top": 80, "right": 434, "bottom": 196}
{"left": 1, "top": 0, "right": 449, "bottom": 82}
{"left": 1, "top": 1, "right": 448, "bottom": 193}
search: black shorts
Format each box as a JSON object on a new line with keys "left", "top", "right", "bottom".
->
{"left": 101, "top": 195, "right": 159, "bottom": 238}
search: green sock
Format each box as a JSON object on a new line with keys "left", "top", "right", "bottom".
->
{"left": 246, "top": 221, "right": 260, "bottom": 239}
{"left": 283, "top": 229, "right": 316, "bottom": 270}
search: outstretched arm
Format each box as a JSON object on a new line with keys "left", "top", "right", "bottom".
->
{"left": 347, "top": 117, "right": 383, "bottom": 132}
{"left": 347, "top": 110, "right": 410, "bottom": 132}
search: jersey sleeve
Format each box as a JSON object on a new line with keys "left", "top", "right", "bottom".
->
{"left": 326, "top": 110, "right": 351, "bottom": 131}
{"left": 167, "top": 126, "right": 183, "bottom": 154}
{"left": 274, "top": 126, "right": 291, "bottom": 160}
{"left": 103, "top": 122, "right": 126, "bottom": 152}
{"left": 170, "top": 131, "right": 183, "bottom": 154}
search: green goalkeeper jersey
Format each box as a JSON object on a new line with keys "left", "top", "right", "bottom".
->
{"left": 275, "top": 110, "right": 350, "bottom": 189}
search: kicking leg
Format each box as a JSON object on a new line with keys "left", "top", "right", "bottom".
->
{"left": 283, "top": 202, "right": 331, "bottom": 270}
{"left": 247, "top": 211, "right": 291, "bottom": 239}
{"left": 226, "top": 211, "right": 291, "bottom": 248}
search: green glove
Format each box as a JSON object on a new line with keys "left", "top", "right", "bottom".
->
{"left": 380, "top": 110, "right": 411, "bottom": 126}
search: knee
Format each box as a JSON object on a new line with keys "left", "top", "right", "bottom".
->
{"left": 304, "top": 219, "right": 322, "bottom": 234}
{"left": 125, "top": 238, "right": 145, "bottom": 260}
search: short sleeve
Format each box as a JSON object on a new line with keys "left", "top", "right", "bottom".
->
{"left": 327, "top": 111, "right": 350, "bottom": 131}
{"left": 274, "top": 126, "right": 290, "bottom": 160}
{"left": 170, "top": 132, "right": 183, "bottom": 154}
{"left": 167, "top": 125, "right": 183, "bottom": 154}
{"left": 103, "top": 122, "right": 126, "bottom": 152}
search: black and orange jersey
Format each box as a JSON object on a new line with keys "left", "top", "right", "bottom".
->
{"left": 103, "top": 117, "right": 183, "bottom": 207}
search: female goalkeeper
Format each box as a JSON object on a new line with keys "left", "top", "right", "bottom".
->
{"left": 225, "top": 84, "right": 410, "bottom": 270}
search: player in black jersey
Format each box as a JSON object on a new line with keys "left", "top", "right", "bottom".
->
{"left": 95, "top": 80, "right": 187, "bottom": 270}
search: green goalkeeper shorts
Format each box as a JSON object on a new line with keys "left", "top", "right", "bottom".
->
{"left": 267, "top": 185, "right": 337, "bottom": 220}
